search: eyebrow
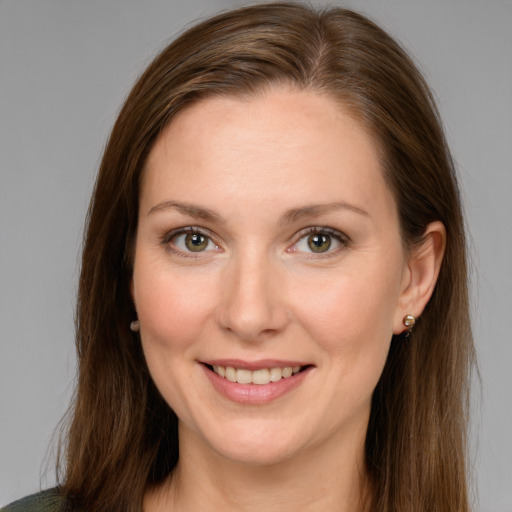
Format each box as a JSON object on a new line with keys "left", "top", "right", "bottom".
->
{"left": 280, "top": 201, "right": 369, "bottom": 224}
{"left": 148, "top": 201, "right": 226, "bottom": 223}
{"left": 148, "top": 200, "right": 368, "bottom": 224}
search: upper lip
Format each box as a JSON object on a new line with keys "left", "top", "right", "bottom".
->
{"left": 200, "top": 359, "right": 312, "bottom": 371}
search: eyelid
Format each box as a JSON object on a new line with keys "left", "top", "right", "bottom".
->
{"left": 162, "top": 225, "right": 213, "bottom": 242}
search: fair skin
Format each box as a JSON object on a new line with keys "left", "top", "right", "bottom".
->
{"left": 132, "top": 87, "right": 445, "bottom": 512}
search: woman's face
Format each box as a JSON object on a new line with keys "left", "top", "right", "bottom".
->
{"left": 132, "top": 88, "right": 411, "bottom": 466}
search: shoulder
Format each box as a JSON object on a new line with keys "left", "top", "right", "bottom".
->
{"left": 1, "top": 489, "right": 68, "bottom": 512}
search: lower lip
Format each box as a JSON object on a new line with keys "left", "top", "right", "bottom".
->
{"left": 202, "top": 365, "right": 312, "bottom": 404}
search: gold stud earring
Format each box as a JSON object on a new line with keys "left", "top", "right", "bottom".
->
{"left": 130, "top": 320, "right": 140, "bottom": 332}
{"left": 403, "top": 314, "right": 416, "bottom": 328}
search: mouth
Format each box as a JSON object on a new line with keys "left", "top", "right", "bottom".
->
{"left": 200, "top": 360, "right": 313, "bottom": 404}
{"left": 204, "top": 364, "right": 310, "bottom": 385}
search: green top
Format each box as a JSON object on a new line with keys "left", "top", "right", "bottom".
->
{"left": 1, "top": 489, "right": 66, "bottom": 512}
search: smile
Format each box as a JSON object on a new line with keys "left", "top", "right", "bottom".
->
{"left": 202, "top": 361, "right": 313, "bottom": 404}
{"left": 210, "top": 365, "right": 302, "bottom": 385}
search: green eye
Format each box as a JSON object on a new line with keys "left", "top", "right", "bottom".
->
{"left": 184, "top": 232, "right": 209, "bottom": 252}
{"left": 291, "top": 228, "right": 346, "bottom": 256}
{"left": 307, "top": 233, "right": 332, "bottom": 253}
{"left": 167, "top": 230, "right": 217, "bottom": 254}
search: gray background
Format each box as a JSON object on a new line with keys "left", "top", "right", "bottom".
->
{"left": 1, "top": 0, "right": 511, "bottom": 509}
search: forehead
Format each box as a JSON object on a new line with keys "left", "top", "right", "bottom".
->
{"left": 141, "top": 87, "right": 396, "bottom": 223}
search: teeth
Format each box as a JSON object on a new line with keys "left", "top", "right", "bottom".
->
{"left": 236, "top": 369, "right": 252, "bottom": 384}
{"left": 282, "top": 367, "right": 293, "bottom": 378}
{"left": 252, "top": 368, "right": 270, "bottom": 385}
{"left": 211, "top": 365, "right": 303, "bottom": 385}
{"left": 225, "top": 366, "right": 237, "bottom": 382}
{"left": 270, "top": 367, "right": 282, "bottom": 382}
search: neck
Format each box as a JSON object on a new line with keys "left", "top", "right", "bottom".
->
{"left": 145, "top": 423, "right": 370, "bottom": 512}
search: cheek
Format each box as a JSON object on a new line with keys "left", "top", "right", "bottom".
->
{"left": 292, "top": 260, "right": 402, "bottom": 365}
{"left": 133, "top": 256, "right": 217, "bottom": 353}
{"left": 133, "top": 258, "right": 221, "bottom": 419}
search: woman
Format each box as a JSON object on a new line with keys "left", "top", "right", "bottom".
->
{"left": 3, "top": 3, "right": 475, "bottom": 511}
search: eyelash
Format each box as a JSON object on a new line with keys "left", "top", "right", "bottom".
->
{"left": 160, "top": 226, "right": 350, "bottom": 258}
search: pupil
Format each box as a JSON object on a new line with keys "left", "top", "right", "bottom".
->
{"left": 185, "top": 233, "right": 208, "bottom": 251}
{"left": 308, "top": 234, "right": 331, "bottom": 253}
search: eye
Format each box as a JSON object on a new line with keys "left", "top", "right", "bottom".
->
{"left": 165, "top": 228, "right": 219, "bottom": 254}
{"left": 305, "top": 233, "right": 333, "bottom": 253}
{"left": 289, "top": 228, "right": 347, "bottom": 255}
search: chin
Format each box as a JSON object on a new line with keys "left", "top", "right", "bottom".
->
{"left": 191, "top": 419, "right": 309, "bottom": 467}
{"left": 213, "top": 441, "right": 299, "bottom": 467}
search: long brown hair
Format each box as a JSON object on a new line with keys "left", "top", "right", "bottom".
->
{"left": 60, "top": 3, "right": 475, "bottom": 511}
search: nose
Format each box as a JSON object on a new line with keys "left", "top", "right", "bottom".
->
{"left": 216, "top": 252, "right": 290, "bottom": 342}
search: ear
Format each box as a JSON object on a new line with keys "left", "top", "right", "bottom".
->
{"left": 393, "top": 221, "right": 446, "bottom": 334}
